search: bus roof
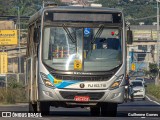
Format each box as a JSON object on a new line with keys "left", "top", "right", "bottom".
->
{"left": 29, "top": 6, "right": 122, "bottom": 24}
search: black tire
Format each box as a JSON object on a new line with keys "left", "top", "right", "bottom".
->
{"left": 101, "top": 103, "right": 117, "bottom": 117}
{"left": 29, "top": 102, "right": 37, "bottom": 113}
{"left": 90, "top": 106, "right": 100, "bottom": 116}
{"left": 143, "top": 97, "right": 145, "bottom": 100}
{"left": 130, "top": 98, "right": 134, "bottom": 102}
{"left": 38, "top": 102, "right": 50, "bottom": 116}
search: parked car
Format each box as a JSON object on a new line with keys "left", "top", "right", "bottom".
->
{"left": 129, "top": 80, "right": 146, "bottom": 100}
{"left": 135, "top": 77, "right": 145, "bottom": 84}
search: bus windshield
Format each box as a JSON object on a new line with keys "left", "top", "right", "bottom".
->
{"left": 42, "top": 25, "right": 122, "bottom": 71}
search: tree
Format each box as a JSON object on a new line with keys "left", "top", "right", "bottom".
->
{"left": 40, "top": 0, "right": 66, "bottom": 6}
{"left": 149, "top": 63, "right": 159, "bottom": 78}
{"left": 95, "top": 0, "right": 119, "bottom": 8}
{"left": 96, "top": 0, "right": 157, "bottom": 25}
{"left": 0, "top": 0, "right": 157, "bottom": 25}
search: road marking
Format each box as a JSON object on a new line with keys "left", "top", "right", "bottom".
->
{"left": 145, "top": 95, "right": 160, "bottom": 105}
{"left": 86, "top": 107, "right": 90, "bottom": 110}
{"left": 141, "top": 117, "right": 146, "bottom": 118}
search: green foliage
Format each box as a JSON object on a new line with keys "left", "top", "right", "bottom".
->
{"left": 6, "top": 89, "right": 16, "bottom": 104}
{"left": 96, "top": 0, "right": 157, "bottom": 25}
{"left": 0, "top": 0, "right": 157, "bottom": 25}
{"left": 149, "top": 63, "right": 159, "bottom": 78}
{"left": 143, "top": 63, "right": 159, "bottom": 78}
{"left": 146, "top": 84, "right": 160, "bottom": 100}
{"left": 96, "top": 0, "right": 118, "bottom": 8}
{"left": 0, "top": 81, "right": 27, "bottom": 104}
{"left": 143, "top": 69, "right": 150, "bottom": 76}
{"left": 8, "top": 81, "right": 23, "bottom": 89}
{"left": 0, "top": 88, "right": 6, "bottom": 103}
{"left": 0, "top": 0, "right": 64, "bottom": 16}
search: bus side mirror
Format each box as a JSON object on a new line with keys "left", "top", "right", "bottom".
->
{"left": 127, "top": 30, "right": 133, "bottom": 44}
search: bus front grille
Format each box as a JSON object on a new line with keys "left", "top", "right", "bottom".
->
{"left": 51, "top": 74, "right": 112, "bottom": 81}
{"left": 59, "top": 91, "right": 105, "bottom": 100}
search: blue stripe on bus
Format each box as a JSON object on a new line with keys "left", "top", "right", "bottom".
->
{"left": 47, "top": 74, "right": 80, "bottom": 88}
{"left": 47, "top": 74, "right": 54, "bottom": 83}
{"left": 55, "top": 81, "right": 79, "bottom": 89}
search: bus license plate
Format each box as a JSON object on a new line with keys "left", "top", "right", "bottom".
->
{"left": 74, "top": 96, "right": 90, "bottom": 102}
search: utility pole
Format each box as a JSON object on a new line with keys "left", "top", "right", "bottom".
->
{"left": 18, "top": 7, "right": 21, "bottom": 73}
{"left": 156, "top": 0, "right": 160, "bottom": 85}
{"left": 14, "top": 6, "right": 21, "bottom": 73}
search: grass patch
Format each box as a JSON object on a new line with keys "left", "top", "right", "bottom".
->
{"left": 0, "top": 81, "right": 27, "bottom": 104}
{"left": 146, "top": 84, "right": 160, "bottom": 100}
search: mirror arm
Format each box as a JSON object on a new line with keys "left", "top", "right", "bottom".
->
{"left": 126, "top": 21, "right": 131, "bottom": 30}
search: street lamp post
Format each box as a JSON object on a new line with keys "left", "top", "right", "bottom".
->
{"left": 126, "top": 21, "right": 131, "bottom": 74}
{"left": 156, "top": 0, "right": 160, "bottom": 85}
{"left": 15, "top": 6, "right": 21, "bottom": 73}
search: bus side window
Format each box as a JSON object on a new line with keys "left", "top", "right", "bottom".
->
{"left": 33, "top": 26, "right": 40, "bottom": 57}
{"left": 34, "top": 28, "right": 38, "bottom": 43}
{"left": 27, "top": 26, "right": 35, "bottom": 56}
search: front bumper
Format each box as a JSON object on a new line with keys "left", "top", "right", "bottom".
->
{"left": 38, "top": 83, "right": 125, "bottom": 104}
{"left": 133, "top": 91, "right": 145, "bottom": 99}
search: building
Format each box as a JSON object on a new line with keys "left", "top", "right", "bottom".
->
{"left": 60, "top": 0, "right": 96, "bottom": 6}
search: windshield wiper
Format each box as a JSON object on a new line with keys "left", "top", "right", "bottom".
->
{"left": 62, "top": 24, "right": 76, "bottom": 43}
{"left": 91, "top": 24, "right": 104, "bottom": 44}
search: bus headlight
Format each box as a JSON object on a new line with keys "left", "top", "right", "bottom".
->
{"left": 40, "top": 73, "right": 55, "bottom": 87}
{"left": 109, "top": 75, "right": 124, "bottom": 90}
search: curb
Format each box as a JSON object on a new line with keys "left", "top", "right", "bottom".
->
{"left": 0, "top": 103, "right": 28, "bottom": 107}
{"left": 146, "top": 94, "right": 160, "bottom": 105}
{"left": 146, "top": 94, "right": 160, "bottom": 102}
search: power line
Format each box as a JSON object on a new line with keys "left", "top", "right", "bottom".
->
{"left": 128, "top": 16, "right": 157, "bottom": 21}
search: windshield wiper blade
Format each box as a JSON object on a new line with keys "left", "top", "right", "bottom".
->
{"left": 91, "top": 24, "right": 104, "bottom": 44}
{"left": 62, "top": 24, "right": 76, "bottom": 43}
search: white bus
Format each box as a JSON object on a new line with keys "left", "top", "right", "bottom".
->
{"left": 26, "top": 5, "right": 133, "bottom": 116}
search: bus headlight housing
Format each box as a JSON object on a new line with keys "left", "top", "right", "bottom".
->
{"left": 40, "top": 73, "right": 55, "bottom": 88}
{"left": 109, "top": 75, "right": 124, "bottom": 90}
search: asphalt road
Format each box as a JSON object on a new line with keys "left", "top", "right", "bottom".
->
{"left": 0, "top": 96, "right": 160, "bottom": 120}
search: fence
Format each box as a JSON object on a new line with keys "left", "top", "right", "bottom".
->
{"left": 0, "top": 73, "right": 26, "bottom": 88}
{"left": 0, "top": 73, "right": 28, "bottom": 103}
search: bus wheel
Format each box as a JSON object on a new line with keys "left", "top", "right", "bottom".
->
{"left": 38, "top": 102, "right": 50, "bottom": 115}
{"left": 90, "top": 106, "right": 100, "bottom": 116}
{"left": 29, "top": 102, "right": 37, "bottom": 113}
{"left": 101, "top": 103, "right": 117, "bottom": 117}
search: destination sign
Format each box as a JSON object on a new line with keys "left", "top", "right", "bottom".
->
{"left": 53, "top": 13, "right": 113, "bottom": 22}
